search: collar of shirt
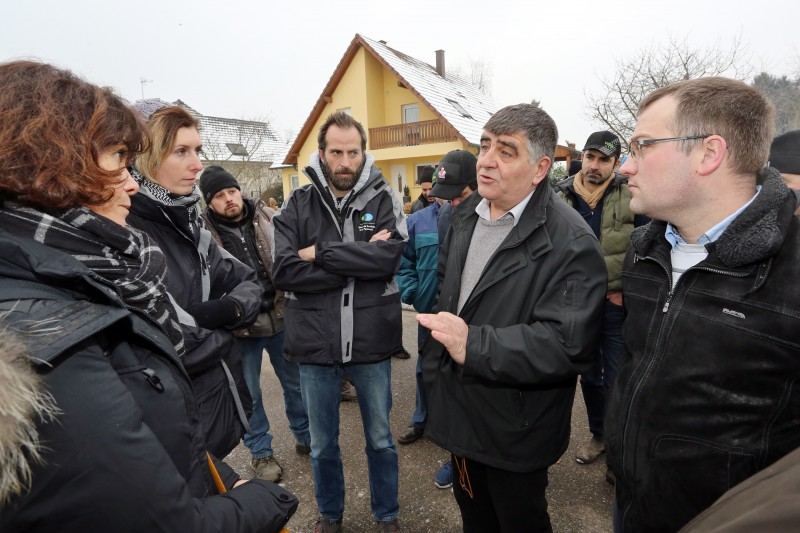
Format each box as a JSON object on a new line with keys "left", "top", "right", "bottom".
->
{"left": 475, "top": 188, "right": 536, "bottom": 227}
{"left": 665, "top": 185, "right": 762, "bottom": 248}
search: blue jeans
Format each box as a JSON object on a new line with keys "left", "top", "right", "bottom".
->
{"left": 410, "top": 324, "right": 430, "bottom": 429}
{"left": 580, "top": 300, "right": 625, "bottom": 440}
{"left": 239, "top": 332, "right": 310, "bottom": 459}
{"left": 299, "top": 359, "right": 399, "bottom": 522}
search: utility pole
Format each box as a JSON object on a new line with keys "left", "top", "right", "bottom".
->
{"left": 140, "top": 78, "right": 152, "bottom": 99}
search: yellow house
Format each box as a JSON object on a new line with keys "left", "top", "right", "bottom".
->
{"left": 277, "top": 34, "right": 486, "bottom": 203}
{"left": 277, "top": 34, "right": 577, "bottom": 203}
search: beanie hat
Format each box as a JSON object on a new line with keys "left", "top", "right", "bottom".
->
{"left": 769, "top": 130, "right": 800, "bottom": 174}
{"left": 430, "top": 150, "right": 478, "bottom": 200}
{"left": 199, "top": 166, "right": 240, "bottom": 203}
{"left": 132, "top": 98, "right": 171, "bottom": 121}
{"left": 583, "top": 130, "right": 622, "bottom": 158}
{"left": 418, "top": 166, "right": 435, "bottom": 184}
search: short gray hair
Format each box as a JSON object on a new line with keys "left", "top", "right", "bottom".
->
{"left": 484, "top": 104, "right": 558, "bottom": 163}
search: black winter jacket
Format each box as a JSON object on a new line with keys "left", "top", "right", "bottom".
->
{"left": 128, "top": 191, "right": 261, "bottom": 457}
{"left": 422, "top": 183, "right": 607, "bottom": 472}
{"left": 271, "top": 153, "right": 407, "bottom": 365}
{"left": 0, "top": 231, "right": 297, "bottom": 533}
{"left": 606, "top": 168, "right": 800, "bottom": 532}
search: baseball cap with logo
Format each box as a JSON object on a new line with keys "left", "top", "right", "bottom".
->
{"left": 583, "top": 131, "right": 622, "bottom": 158}
{"left": 430, "top": 150, "right": 478, "bottom": 200}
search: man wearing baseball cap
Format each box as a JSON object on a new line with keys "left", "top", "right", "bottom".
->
{"left": 555, "top": 131, "right": 648, "bottom": 476}
{"left": 395, "top": 150, "right": 477, "bottom": 490}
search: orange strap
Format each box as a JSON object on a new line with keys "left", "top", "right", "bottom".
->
{"left": 206, "top": 451, "right": 227, "bottom": 494}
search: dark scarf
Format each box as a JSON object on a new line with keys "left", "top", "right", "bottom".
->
{"left": 131, "top": 167, "right": 202, "bottom": 233}
{"left": 0, "top": 203, "right": 185, "bottom": 356}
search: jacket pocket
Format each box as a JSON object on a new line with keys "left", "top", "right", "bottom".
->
{"left": 647, "top": 435, "right": 757, "bottom": 529}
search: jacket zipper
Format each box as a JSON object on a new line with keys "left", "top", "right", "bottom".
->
{"left": 621, "top": 252, "right": 752, "bottom": 518}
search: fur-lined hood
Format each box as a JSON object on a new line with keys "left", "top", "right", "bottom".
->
{"left": 631, "top": 167, "right": 797, "bottom": 268}
{"left": 0, "top": 329, "right": 57, "bottom": 505}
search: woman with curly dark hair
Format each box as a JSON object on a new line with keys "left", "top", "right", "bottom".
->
{"left": 0, "top": 61, "right": 296, "bottom": 533}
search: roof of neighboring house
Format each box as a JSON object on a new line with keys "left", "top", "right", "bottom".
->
{"left": 175, "top": 100, "right": 286, "bottom": 163}
{"left": 270, "top": 134, "right": 297, "bottom": 169}
{"left": 284, "top": 34, "right": 497, "bottom": 165}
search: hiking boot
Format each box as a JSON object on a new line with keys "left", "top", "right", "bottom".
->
{"left": 397, "top": 426, "right": 424, "bottom": 445}
{"left": 377, "top": 519, "right": 402, "bottom": 532}
{"left": 252, "top": 456, "right": 282, "bottom": 482}
{"left": 392, "top": 347, "right": 411, "bottom": 359}
{"left": 434, "top": 461, "right": 453, "bottom": 489}
{"left": 341, "top": 379, "right": 358, "bottom": 402}
{"left": 313, "top": 518, "right": 342, "bottom": 533}
{"left": 295, "top": 442, "right": 311, "bottom": 455}
{"left": 576, "top": 437, "right": 606, "bottom": 464}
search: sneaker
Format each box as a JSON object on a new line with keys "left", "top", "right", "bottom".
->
{"left": 251, "top": 456, "right": 282, "bottom": 482}
{"left": 295, "top": 442, "right": 311, "bottom": 455}
{"left": 341, "top": 379, "right": 358, "bottom": 402}
{"left": 377, "top": 519, "right": 402, "bottom": 532}
{"left": 397, "top": 426, "right": 424, "bottom": 445}
{"left": 575, "top": 437, "right": 606, "bottom": 464}
{"left": 314, "top": 518, "right": 342, "bottom": 533}
{"left": 392, "top": 347, "right": 411, "bottom": 359}
{"left": 434, "top": 461, "right": 453, "bottom": 489}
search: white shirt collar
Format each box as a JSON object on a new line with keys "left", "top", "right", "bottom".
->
{"left": 475, "top": 189, "right": 536, "bottom": 227}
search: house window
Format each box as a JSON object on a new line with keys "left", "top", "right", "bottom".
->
{"left": 447, "top": 99, "right": 472, "bottom": 119}
{"left": 416, "top": 163, "right": 438, "bottom": 184}
{"left": 290, "top": 174, "right": 299, "bottom": 190}
{"left": 402, "top": 104, "right": 419, "bottom": 124}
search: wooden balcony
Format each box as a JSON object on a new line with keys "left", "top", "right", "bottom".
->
{"left": 369, "top": 119, "right": 458, "bottom": 150}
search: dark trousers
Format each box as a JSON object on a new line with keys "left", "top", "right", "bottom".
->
{"left": 580, "top": 299, "right": 624, "bottom": 439}
{"left": 451, "top": 455, "right": 553, "bottom": 533}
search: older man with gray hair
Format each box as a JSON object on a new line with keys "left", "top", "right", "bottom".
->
{"left": 418, "top": 104, "right": 606, "bottom": 532}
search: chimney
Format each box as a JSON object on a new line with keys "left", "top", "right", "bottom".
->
{"left": 435, "top": 50, "right": 445, "bottom": 77}
{"left": 379, "top": 40, "right": 387, "bottom": 45}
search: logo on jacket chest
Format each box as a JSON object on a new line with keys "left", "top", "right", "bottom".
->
{"left": 357, "top": 212, "right": 376, "bottom": 234}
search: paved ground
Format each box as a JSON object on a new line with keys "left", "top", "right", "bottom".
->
{"left": 225, "top": 309, "right": 614, "bottom": 532}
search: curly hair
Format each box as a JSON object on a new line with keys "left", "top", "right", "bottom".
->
{"left": 136, "top": 106, "right": 200, "bottom": 181}
{"left": 0, "top": 61, "right": 147, "bottom": 210}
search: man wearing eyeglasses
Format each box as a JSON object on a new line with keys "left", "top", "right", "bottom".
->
{"left": 554, "top": 131, "right": 648, "bottom": 475}
{"left": 605, "top": 77, "right": 800, "bottom": 533}
{"left": 416, "top": 104, "right": 607, "bottom": 532}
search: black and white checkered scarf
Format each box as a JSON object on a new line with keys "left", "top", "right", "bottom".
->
{"left": 0, "top": 203, "right": 185, "bottom": 356}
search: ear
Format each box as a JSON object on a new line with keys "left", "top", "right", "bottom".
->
{"left": 614, "top": 158, "right": 621, "bottom": 170}
{"left": 532, "top": 156, "right": 553, "bottom": 187}
{"left": 696, "top": 135, "right": 726, "bottom": 176}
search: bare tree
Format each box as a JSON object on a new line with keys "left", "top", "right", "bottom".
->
{"left": 586, "top": 35, "right": 752, "bottom": 144}
{"left": 753, "top": 72, "right": 800, "bottom": 134}
{"left": 449, "top": 56, "right": 493, "bottom": 96}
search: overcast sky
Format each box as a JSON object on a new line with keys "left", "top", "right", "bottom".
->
{"left": 3, "top": 0, "right": 797, "bottom": 149}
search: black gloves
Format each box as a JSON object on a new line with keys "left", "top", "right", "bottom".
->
{"left": 188, "top": 298, "right": 240, "bottom": 330}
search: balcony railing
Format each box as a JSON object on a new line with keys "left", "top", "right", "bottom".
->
{"left": 369, "top": 119, "right": 458, "bottom": 150}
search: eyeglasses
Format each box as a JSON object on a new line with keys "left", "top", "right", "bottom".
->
{"left": 628, "top": 135, "right": 710, "bottom": 160}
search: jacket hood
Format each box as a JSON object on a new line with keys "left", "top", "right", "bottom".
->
{"left": 631, "top": 167, "right": 796, "bottom": 268}
{"left": 0, "top": 306, "right": 59, "bottom": 505}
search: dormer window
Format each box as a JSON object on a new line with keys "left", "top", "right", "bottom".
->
{"left": 226, "top": 143, "right": 248, "bottom": 157}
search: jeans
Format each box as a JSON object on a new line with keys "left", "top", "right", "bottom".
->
{"left": 239, "top": 332, "right": 310, "bottom": 459}
{"left": 299, "top": 359, "right": 399, "bottom": 522}
{"left": 410, "top": 324, "right": 431, "bottom": 429}
{"left": 580, "top": 300, "right": 625, "bottom": 440}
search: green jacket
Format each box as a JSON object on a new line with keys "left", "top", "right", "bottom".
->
{"left": 555, "top": 173, "right": 636, "bottom": 292}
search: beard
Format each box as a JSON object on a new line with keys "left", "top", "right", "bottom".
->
{"left": 584, "top": 171, "right": 612, "bottom": 185}
{"left": 321, "top": 157, "right": 362, "bottom": 192}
